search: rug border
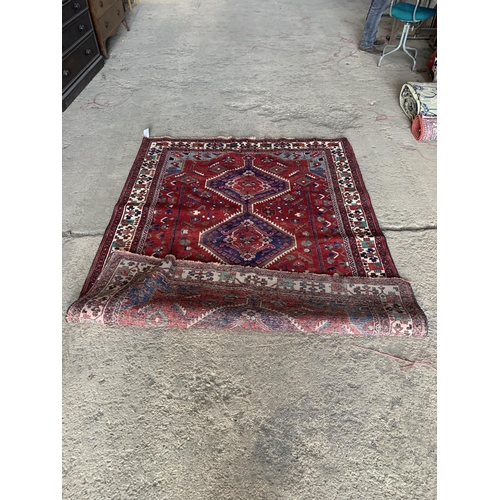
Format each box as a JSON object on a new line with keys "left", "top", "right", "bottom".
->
{"left": 323, "top": 137, "right": 398, "bottom": 277}
{"left": 79, "top": 136, "right": 399, "bottom": 297}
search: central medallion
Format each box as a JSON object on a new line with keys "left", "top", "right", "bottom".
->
{"left": 200, "top": 213, "right": 295, "bottom": 267}
{"left": 206, "top": 155, "right": 290, "bottom": 204}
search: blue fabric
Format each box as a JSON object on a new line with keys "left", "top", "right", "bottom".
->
{"left": 391, "top": 3, "right": 436, "bottom": 22}
{"left": 360, "top": 0, "right": 392, "bottom": 49}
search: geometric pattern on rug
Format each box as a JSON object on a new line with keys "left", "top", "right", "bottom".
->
{"left": 68, "top": 137, "right": 428, "bottom": 336}
{"left": 67, "top": 252, "right": 427, "bottom": 336}
{"left": 80, "top": 137, "right": 399, "bottom": 296}
{"left": 200, "top": 156, "right": 295, "bottom": 266}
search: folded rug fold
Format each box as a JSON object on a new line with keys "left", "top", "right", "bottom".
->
{"left": 67, "top": 251, "right": 427, "bottom": 336}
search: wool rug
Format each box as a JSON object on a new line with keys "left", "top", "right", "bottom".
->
{"left": 411, "top": 115, "right": 437, "bottom": 142}
{"left": 399, "top": 82, "right": 437, "bottom": 121}
{"left": 68, "top": 137, "right": 427, "bottom": 336}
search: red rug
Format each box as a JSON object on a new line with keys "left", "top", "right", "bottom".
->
{"left": 68, "top": 137, "right": 427, "bottom": 336}
{"left": 411, "top": 115, "right": 437, "bottom": 142}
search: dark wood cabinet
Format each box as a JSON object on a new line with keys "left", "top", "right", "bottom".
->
{"left": 62, "top": 0, "right": 104, "bottom": 111}
{"left": 88, "top": 0, "right": 129, "bottom": 59}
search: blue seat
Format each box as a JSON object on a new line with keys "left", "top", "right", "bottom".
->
{"left": 378, "top": 1, "right": 437, "bottom": 71}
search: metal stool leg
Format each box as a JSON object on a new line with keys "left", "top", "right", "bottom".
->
{"left": 403, "top": 46, "right": 418, "bottom": 71}
{"left": 401, "top": 29, "right": 418, "bottom": 71}
{"left": 399, "top": 23, "right": 419, "bottom": 71}
{"left": 378, "top": 22, "right": 419, "bottom": 71}
{"left": 378, "top": 23, "right": 410, "bottom": 67}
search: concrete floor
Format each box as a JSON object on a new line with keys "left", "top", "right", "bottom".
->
{"left": 62, "top": 0, "right": 437, "bottom": 498}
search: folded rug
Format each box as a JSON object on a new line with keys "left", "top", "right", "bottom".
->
{"left": 67, "top": 137, "right": 427, "bottom": 336}
{"left": 66, "top": 251, "right": 427, "bottom": 336}
{"left": 411, "top": 115, "right": 437, "bottom": 142}
{"left": 400, "top": 82, "right": 437, "bottom": 121}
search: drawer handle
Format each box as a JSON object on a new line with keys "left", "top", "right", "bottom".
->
{"left": 117, "top": 9, "right": 120, "bottom": 15}
{"left": 99, "top": 0, "right": 103, "bottom": 6}
{"left": 105, "top": 21, "right": 108, "bottom": 27}
{"left": 63, "top": 70, "right": 71, "bottom": 77}
{"left": 73, "top": 2, "right": 80, "bottom": 8}
{"left": 78, "top": 24, "right": 86, "bottom": 31}
{"left": 85, "top": 49, "right": 92, "bottom": 55}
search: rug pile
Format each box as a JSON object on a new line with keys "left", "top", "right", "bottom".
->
{"left": 67, "top": 137, "right": 427, "bottom": 336}
{"left": 400, "top": 82, "right": 437, "bottom": 142}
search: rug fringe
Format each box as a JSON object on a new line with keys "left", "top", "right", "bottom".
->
{"left": 144, "top": 134, "right": 350, "bottom": 142}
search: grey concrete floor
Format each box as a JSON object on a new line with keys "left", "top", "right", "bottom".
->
{"left": 62, "top": 0, "right": 437, "bottom": 498}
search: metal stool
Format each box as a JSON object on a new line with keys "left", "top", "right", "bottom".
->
{"left": 378, "top": 1, "right": 437, "bottom": 71}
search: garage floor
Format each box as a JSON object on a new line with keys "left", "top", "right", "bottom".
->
{"left": 62, "top": 0, "right": 437, "bottom": 498}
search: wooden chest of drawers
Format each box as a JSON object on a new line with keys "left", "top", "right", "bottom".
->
{"left": 62, "top": 0, "right": 104, "bottom": 111}
{"left": 88, "top": 0, "right": 129, "bottom": 59}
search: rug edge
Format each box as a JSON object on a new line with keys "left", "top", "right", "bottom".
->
{"left": 143, "top": 136, "right": 352, "bottom": 143}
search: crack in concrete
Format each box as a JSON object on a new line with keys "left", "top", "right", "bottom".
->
{"left": 63, "top": 225, "right": 437, "bottom": 239}
{"left": 381, "top": 225, "right": 437, "bottom": 232}
{"left": 63, "top": 230, "right": 104, "bottom": 238}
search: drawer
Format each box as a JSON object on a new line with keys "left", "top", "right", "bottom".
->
{"left": 62, "top": 0, "right": 88, "bottom": 25}
{"left": 97, "top": 1, "right": 125, "bottom": 38}
{"left": 62, "top": 10, "right": 94, "bottom": 55}
{"left": 89, "top": 0, "right": 116, "bottom": 19}
{"left": 62, "top": 32, "right": 100, "bottom": 90}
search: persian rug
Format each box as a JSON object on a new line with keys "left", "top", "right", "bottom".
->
{"left": 399, "top": 82, "right": 437, "bottom": 121}
{"left": 411, "top": 115, "right": 437, "bottom": 142}
{"left": 67, "top": 137, "right": 427, "bottom": 336}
